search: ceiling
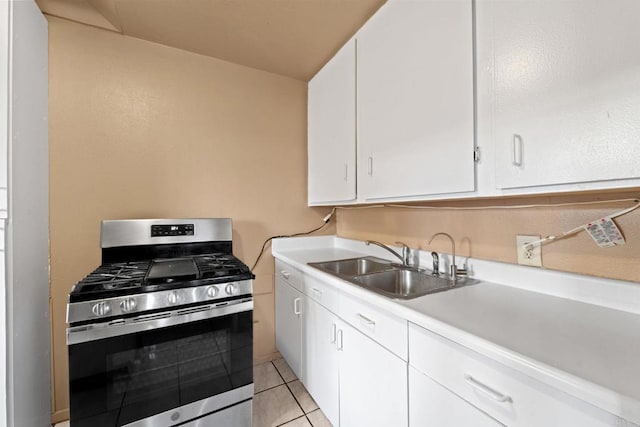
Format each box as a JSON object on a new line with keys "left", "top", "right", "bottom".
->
{"left": 36, "top": 0, "right": 386, "bottom": 81}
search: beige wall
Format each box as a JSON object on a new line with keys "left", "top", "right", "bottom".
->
{"left": 337, "top": 191, "right": 640, "bottom": 283}
{"left": 48, "top": 16, "right": 332, "bottom": 422}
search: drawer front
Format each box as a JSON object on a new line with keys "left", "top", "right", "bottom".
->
{"left": 339, "top": 291, "right": 407, "bottom": 360}
{"left": 409, "top": 323, "right": 624, "bottom": 427}
{"left": 275, "top": 259, "right": 303, "bottom": 292}
{"left": 409, "top": 366, "right": 503, "bottom": 427}
{"left": 304, "top": 275, "right": 339, "bottom": 313}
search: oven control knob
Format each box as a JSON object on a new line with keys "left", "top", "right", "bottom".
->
{"left": 167, "top": 291, "right": 181, "bottom": 305}
{"left": 119, "top": 298, "right": 137, "bottom": 313}
{"left": 225, "top": 283, "right": 238, "bottom": 296}
{"left": 206, "top": 286, "right": 219, "bottom": 298}
{"left": 91, "top": 302, "right": 111, "bottom": 317}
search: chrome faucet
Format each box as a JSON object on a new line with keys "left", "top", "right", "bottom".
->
{"left": 427, "top": 232, "right": 467, "bottom": 282}
{"left": 365, "top": 240, "right": 411, "bottom": 267}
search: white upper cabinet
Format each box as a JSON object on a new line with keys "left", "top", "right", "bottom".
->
{"left": 308, "top": 39, "right": 357, "bottom": 205}
{"left": 357, "top": 0, "right": 475, "bottom": 201}
{"left": 483, "top": 0, "right": 640, "bottom": 190}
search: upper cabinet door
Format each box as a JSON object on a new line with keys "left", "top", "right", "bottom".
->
{"left": 308, "top": 39, "right": 357, "bottom": 205}
{"left": 484, "top": 0, "right": 640, "bottom": 190}
{"left": 357, "top": 0, "right": 475, "bottom": 201}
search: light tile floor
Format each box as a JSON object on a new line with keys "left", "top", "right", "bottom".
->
{"left": 253, "top": 358, "right": 332, "bottom": 427}
{"left": 53, "top": 358, "right": 331, "bottom": 427}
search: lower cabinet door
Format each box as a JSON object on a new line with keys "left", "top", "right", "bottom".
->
{"left": 275, "top": 276, "right": 303, "bottom": 379}
{"left": 339, "top": 321, "right": 408, "bottom": 427}
{"left": 304, "top": 297, "right": 340, "bottom": 426}
{"left": 409, "top": 366, "right": 503, "bottom": 427}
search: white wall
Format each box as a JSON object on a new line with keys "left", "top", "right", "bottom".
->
{"left": 4, "top": 1, "right": 50, "bottom": 426}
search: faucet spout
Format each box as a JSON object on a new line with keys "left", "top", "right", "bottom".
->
{"left": 428, "top": 232, "right": 466, "bottom": 282}
{"left": 365, "top": 240, "right": 406, "bottom": 266}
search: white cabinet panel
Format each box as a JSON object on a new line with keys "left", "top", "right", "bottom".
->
{"left": 276, "top": 259, "right": 303, "bottom": 292}
{"left": 357, "top": 0, "right": 475, "bottom": 200}
{"left": 338, "top": 290, "right": 407, "bottom": 360}
{"left": 0, "top": 1, "right": 8, "bottom": 219}
{"left": 304, "top": 274, "right": 339, "bottom": 313}
{"left": 409, "top": 323, "right": 627, "bottom": 427}
{"left": 339, "top": 321, "right": 408, "bottom": 427}
{"left": 275, "top": 276, "right": 303, "bottom": 380}
{"left": 484, "top": 0, "right": 640, "bottom": 189}
{"left": 303, "top": 297, "right": 340, "bottom": 426}
{"left": 409, "top": 366, "right": 502, "bottom": 427}
{"left": 308, "top": 38, "right": 357, "bottom": 205}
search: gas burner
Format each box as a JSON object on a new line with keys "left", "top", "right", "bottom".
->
{"left": 70, "top": 253, "right": 253, "bottom": 302}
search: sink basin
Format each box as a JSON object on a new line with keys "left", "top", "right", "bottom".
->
{"left": 310, "top": 257, "right": 393, "bottom": 277}
{"left": 353, "top": 269, "right": 457, "bottom": 299}
{"left": 308, "top": 256, "right": 476, "bottom": 300}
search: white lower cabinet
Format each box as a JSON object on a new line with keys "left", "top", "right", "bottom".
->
{"left": 276, "top": 258, "right": 637, "bottom": 427}
{"left": 303, "top": 294, "right": 408, "bottom": 427}
{"left": 276, "top": 264, "right": 408, "bottom": 427}
{"left": 409, "top": 366, "right": 502, "bottom": 427}
{"left": 303, "top": 296, "right": 340, "bottom": 426}
{"left": 275, "top": 273, "right": 303, "bottom": 380}
{"left": 338, "top": 320, "right": 408, "bottom": 427}
{"left": 408, "top": 323, "right": 630, "bottom": 427}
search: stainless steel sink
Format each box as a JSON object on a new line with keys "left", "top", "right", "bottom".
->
{"left": 353, "top": 269, "right": 457, "bottom": 299}
{"left": 308, "top": 256, "right": 477, "bottom": 300}
{"left": 309, "top": 257, "right": 393, "bottom": 277}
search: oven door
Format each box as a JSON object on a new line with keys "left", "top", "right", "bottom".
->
{"left": 67, "top": 300, "right": 253, "bottom": 427}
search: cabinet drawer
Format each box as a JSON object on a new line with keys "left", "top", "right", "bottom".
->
{"left": 304, "top": 274, "right": 339, "bottom": 314}
{"left": 275, "top": 259, "right": 303, "bottom": 292}
{"left": 339, "top": 292, "right": 407, "bottom": 360}
{"left": 408, "top": 323, "right": 626, "bottom": 427}
{"left": 409, "top": 366, "right": 503, "bottom": 427}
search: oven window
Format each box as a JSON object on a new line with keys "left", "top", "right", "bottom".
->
{"left": 68, "top": 310, "right": 252, "bottom": 427}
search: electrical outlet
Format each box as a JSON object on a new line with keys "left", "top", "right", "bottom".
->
{"left": 516, "top": 235, "right": 542, "bottom": 267}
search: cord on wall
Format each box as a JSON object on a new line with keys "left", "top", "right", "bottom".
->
{"left": 251, "top": 208, "right": 335, "bottom": 271}
{"left": 523, "top": 199, "right": 640, "bottom": 250}
{"left": 333, "top": 196, "right": 640, "bottom": 250}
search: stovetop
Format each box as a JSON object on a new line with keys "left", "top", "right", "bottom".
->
{"left": 70, "top": 253, "right": 254, "bottom": 303}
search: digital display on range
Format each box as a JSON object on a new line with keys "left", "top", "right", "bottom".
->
{"left": 151, "top": 224, "right": 195, "bottom": 237}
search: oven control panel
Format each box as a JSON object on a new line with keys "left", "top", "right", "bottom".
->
{"left": 151, "top": 224, "right": 195, "bottom": 237}
{"left": 68, "top": 280, "right": 254, "bottom": 324}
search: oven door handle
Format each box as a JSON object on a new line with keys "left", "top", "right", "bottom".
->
{"left": 67, "top": 299, "right": 253, "bottom": 345}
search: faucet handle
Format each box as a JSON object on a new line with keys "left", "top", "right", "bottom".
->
{"left": 395, "top": 241, "right": 417, "bottom": 268}
{"left": 430, "top": 251, "right": 440, "bottom": 276}
{"left": 395, "top": 241, "right": 409, "bottom": 258}
{"left": 450, "top": 264, "right": 468, "bottom": 282}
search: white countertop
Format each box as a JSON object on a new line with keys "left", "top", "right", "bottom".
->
{"left": 272, "top": 236, "right": 640, "bottom": 424}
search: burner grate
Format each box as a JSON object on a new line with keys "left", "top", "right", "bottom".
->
{"left": 194, "top": 254, "right": 251, "bottom": 279}
{"left": 70, "top": 253, "right": 253, "bottom": 302}
{"left": 74, "top": 261, "right": 150, "bottom": 293}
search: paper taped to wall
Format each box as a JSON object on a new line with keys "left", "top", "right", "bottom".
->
{"left": 585, "top": 217, "right": 625, "bottom": 248}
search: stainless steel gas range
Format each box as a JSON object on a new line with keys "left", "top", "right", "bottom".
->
{"left": 66, "top": 218, "right": 254, "bottom": 427}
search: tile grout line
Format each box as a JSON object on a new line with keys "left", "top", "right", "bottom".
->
{"left": 275, "top": 414, "right": 309, "bottom": 427}
{"left": 254, "top": 360, "right": 287, "bottom": 396}
{"left": 271, "top": 360, "right": 313, "bottom": 421}
{"left": 258, "top": 361, "right": 321, "bottom": 426}
{"left": 305, "top": 413, "right": 314, "bottom": 426}
{"left": 282, "top": 380, "right": 307, "bottom": 419}
{"left": 261, "top": 361, "right": 306, "bottom": 425}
